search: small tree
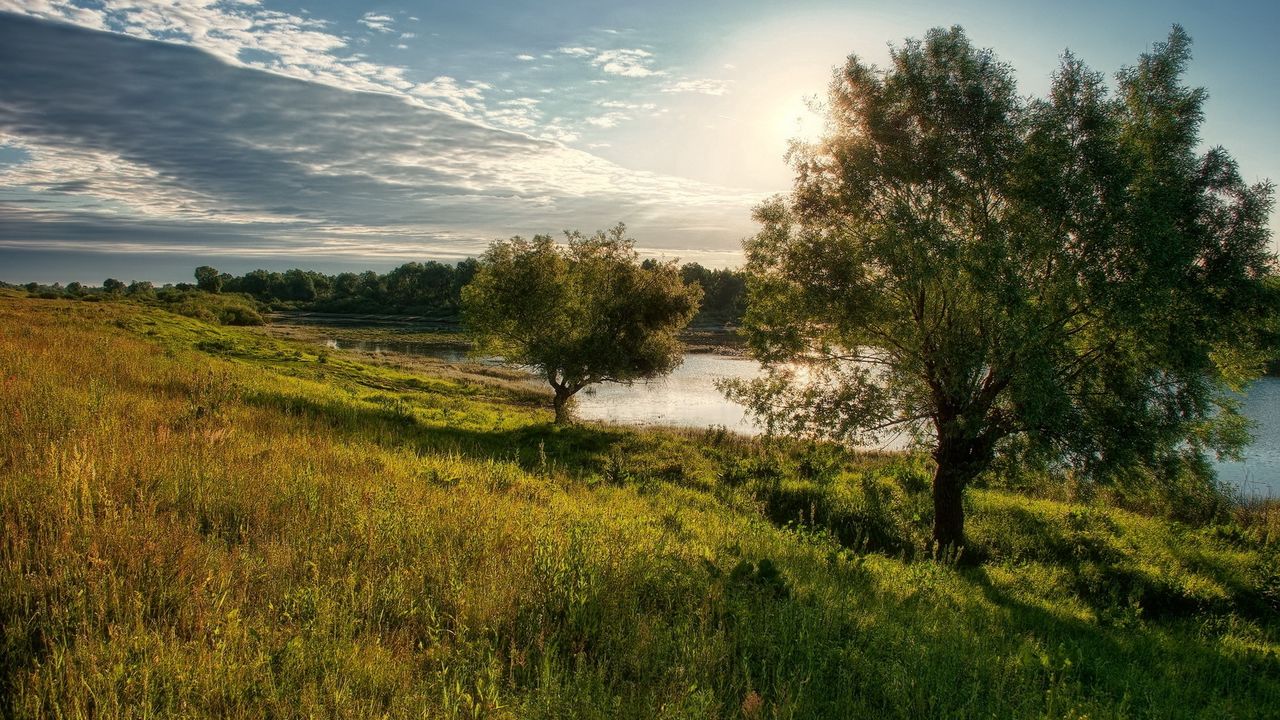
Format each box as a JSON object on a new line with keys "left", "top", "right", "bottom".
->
{"left": 102, "top": 278, "right": 125, "bottom": 295}
{"left": 127, "top": 280, "right": 155, "bottom": 297}
{"left": 462, "top": 224, "right": 702, "bottom": 424}
{"left": 724, "top": 27, "right": 1275, "bottom": 552}
{"left": 194, "top": 265, "right": 223, "bottom": 293}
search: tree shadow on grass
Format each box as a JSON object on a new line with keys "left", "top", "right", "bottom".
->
{"left": 973, "top": 504, "right": 1278, "bottom": 624}
{"left": 963, "top": 566, "right": 1280, "bottom": 711}
{"left": 241, "top": 387, "right": 632, "bottom": 479}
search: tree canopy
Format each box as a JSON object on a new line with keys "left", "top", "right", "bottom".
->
{"left": 194, "top": 265, "right": 223, "bottom": 294}
{"left": 724, "top": 26, "right": 1276, "bottom": 552}
{"left": 462, "top": 224, "right": 702, "bottom": 423}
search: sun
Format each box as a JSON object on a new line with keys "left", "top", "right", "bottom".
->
{"left": 773, "top": 94, "right": 826, "bottom": 149}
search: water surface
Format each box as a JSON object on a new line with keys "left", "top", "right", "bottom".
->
{"left": 1210, "top": 377, "right": 1280, "bottom": 498}
{"left": 571, "top": 353, "right": 765, "bottom": 432}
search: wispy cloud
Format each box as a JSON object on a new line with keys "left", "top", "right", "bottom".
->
{"left": 584, "top": 112, "right": 630, "bottom": 128}
{"left": 591, "top": 48, "right": 662, "bottom": 77}
{"left": 1, "top": 0, "right": 404, "bottom": 100}
{"left": 600, "top": 100, "right": 657, "bottom": 111}
{"left": 1, "top": 1, "right": 659, "bottom": 144}
{"left": 662, "top": 78, "right": 732, "bottom": 96}
{"left": 485, "top": 97, "right": 543, "bottom": 130}
{"left": 0, "top": 13, "right": 759, "bottom": 263}
{"left": 557, "top": 44, "right": 664, "bottom": 78}
{"left": 411, "top": 76, "right": 489, "bottom": 115}
{"left": 359, "top": 12, "right": 396, "bottom": 34}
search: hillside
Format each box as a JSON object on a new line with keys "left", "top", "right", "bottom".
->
{"left": 1, "top": 296, "right": 1277, "bottom": 718}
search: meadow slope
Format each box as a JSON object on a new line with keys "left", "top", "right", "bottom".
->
{"left": 1, "top": 296, "right": 1277, "bottom": 718}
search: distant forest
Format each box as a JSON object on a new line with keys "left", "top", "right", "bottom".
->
{"left": 199, "top": 260, "right": 747, "bottom": 325}
{"left": 5, "top": 259, "right": 748, "bottom": 327}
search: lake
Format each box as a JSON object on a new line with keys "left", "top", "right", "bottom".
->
{"left": 319, "top": 333, "right": 1279, "bottom": 498}
{"left": 1210, "top": 377, "right": 1280, "bottom": 498}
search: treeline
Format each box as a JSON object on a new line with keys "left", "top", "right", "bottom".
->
{"left": 199, "top": 262, "right": 479, "bottom": 318}
{"left": 672, "top": 262, "right": 746, "bottom": 324}
{"left": 197, "top": 260, "right": 747, "bottom": 324}
{"left": 6, "top": 257, "right": 748, "bottom": 327}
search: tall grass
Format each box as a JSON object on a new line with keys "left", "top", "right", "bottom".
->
{"left": 1, "top": 297, "right": 1277, "bottom": 718}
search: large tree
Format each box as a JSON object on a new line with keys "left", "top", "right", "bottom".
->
{"left": 724, "top": 27, "right": 1275, "bottom": 551}
{"left": 462, "top": 224, "right": 702, "bottom": 424}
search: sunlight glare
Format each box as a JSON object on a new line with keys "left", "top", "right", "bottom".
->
{"left": 774, "top": 94, "right": 826, "bottom": 149}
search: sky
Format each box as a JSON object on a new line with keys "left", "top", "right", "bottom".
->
{"left": 1, "top": 0, "right": 1277, "bottom": 284}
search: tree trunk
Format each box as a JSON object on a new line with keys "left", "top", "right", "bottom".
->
{"left": 931, "top": 462, "right": 967, "bottom": 553}
{"left": 930, "top": 428, "right": 993, "bottom": 556}
{"left": 552, "top": 387, "right": 573, "bottom": 424}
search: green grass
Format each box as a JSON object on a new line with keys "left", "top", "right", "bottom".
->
{"left": 263, "top": 319, "right": 469, "bottom": 349}
{"left": 1, "top": 296, "right": 1277, "bottom": 718}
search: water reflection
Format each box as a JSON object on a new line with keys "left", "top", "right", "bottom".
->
{"left": 572, "top": 353, "right": 765, "bottom": 432}
{"left": 1210, "top": 377, "right": 1280, "bottom": 498}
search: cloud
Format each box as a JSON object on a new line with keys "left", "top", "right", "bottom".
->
{"left": 359, "top": 12, "right": 395, "bottom": 34}
{"left": 584, "top": 112, "right": 629, "bottom": 128}
{"left": 0, "top": 13, "right": 759, "bottom": 263}
{"left": 662, "top": 78, "right": 731, "bottom": 96}
{"left": 0, "top": 4, "right": 681, "bottom": 144}
{"left": 0, "top": 1, "right": 423, "bottom": 105}
{"left": 591, "top": 48, "right": 662, "bottom": 77}
{"left": 557, "top": 44, "right": 663, "bottom": 79}
{"left": 599, "top": 100, "right": 657, "bottom": 111}
{"left": 411, "top": 76, "right": 489, "bottom": 115}
{"left": 485, "top": 98, "right": 543, "bottom": 130}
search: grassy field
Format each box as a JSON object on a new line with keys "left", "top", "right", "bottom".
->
{"left": 1, "top": 295, "right": 1278, "bottom": 718}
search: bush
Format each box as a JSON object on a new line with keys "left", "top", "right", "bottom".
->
{"left": 152, "top": 290, "right": 266, "bottom": 327}
{"left": 217, "top": 304, "right": 265, "bottom": 326}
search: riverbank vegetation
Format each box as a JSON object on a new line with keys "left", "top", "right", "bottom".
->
{"left": 3, "top": 296, "right": 1278, "bottom": 717}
